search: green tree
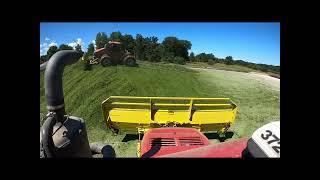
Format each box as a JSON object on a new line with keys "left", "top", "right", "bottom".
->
{"left": 207, "top": 59, "right": 215, "bottom": 65}
{"left": 162, "top": 37, "right": 191, "bottom": 60}
{"left": 95, "top": 32, "right": 108, "bottom": 49}
{"left": 157, "top": 44, "right": 166, "bottom": 59}
{"left": 178, "top": 40, "right": 191, "bottom": 59}
{"left": 189, "top": 52, "right": 195, "bottom": 62}
{"left": 110, "top": 31, "right": 122, "bottom": 41}
{"left": 121, "top": 34, "right": 135, "bottom": 53}
{"left": 46, "top": 46, "right": 59, "bottom": 60}
{"left": 144, "top": 36, "right": 160, "bottom": 62}
{"left": 161, "top": 52, "right": 175, "bottom": 63}
{"left": 87, "top": 43, "right": 95, "bottom": 56}
{"left": 225, "top": 56, "right": 233, "bottom": 65}
{"left": 59, "top": 44, "right": 73, "bottom": 50}
{"left": 174, "top": 56, "right": 186, "bottom": 65}
{"left": 207, "top": 53, "right": 215, "bottom": 60}
{"left": 162, "top": 37, "right": 179, "bottom": 55}
{"left": 75, "top": 44, "right": 84, "bottom": 55}
{"left": 196, "top": 53, "right": 208, "bottom": 62}
{"left": 194, "top": 53, "right": 217, "bottom": 62}
{"left": 226, "top": 56, "right": 233, "bottom": 61}
{"left": 40, "top": 55, "right": 47, "bottom": 63}
{"left": 135, "top": 34, "right": 146, "bottom": 60}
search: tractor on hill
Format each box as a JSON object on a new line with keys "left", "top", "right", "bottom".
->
{"left": 87, "top": 41, "right": 136, "bottom": 67}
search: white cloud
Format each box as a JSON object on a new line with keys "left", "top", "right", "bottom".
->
{"left": 40, "top": 43, "right": 47, "bottom": 48}
{"left": 68, "top": 42, "right": 76, "bottom": 48}
{"left": 40, "top": 40, "right": 57, "bottom": 56}
{"left": 78, "top": 38, "right": 83, "bottom": 44}
{"left": 68, "top": 38, "right": 85, "bottom": 51}
{"left": 40, "top": 37, "right": 87, "bottom": 56}
{"left": 49, "top": 42, "right": 57, "bottom": 47}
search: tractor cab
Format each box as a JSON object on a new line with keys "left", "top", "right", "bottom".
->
{"left": 105, "top": 41, "right": 122, "bottom": 61}
{"left": 104, "top": 41, "right": 122, "bottom": 52}
{"left": 92, "top": 41, "right": 135, "bottom": 67}
{"left": 105, "top": 41, "right": 121, "bottom": 47}
{"left": 94, "top": 41, "right": 121, "bottom": 59}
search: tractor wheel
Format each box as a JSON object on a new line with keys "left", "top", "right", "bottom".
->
{"left": 101, "top": 56, "right": 112, "bottom": 67}
{"left": 125, "top": 57, "right": 136, "bottom": 67}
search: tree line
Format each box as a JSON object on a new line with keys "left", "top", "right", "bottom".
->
{"left": 40, "top": 43, "right": 84, "bottom": 63}
{"left": 91, "top": 31, "right": 192, "bottom": 65}
{"left": 40, "top": 31, "right": 279, "bottom": 74}
{"left": 190, "top": 53, "right": 279, "bottom": 73}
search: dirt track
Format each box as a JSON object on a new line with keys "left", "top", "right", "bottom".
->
{"left": 245, "top": 72, "right": 280, "bottom": 91}
{"left": 188, "top": 67, "right": 280, "bottom": 91}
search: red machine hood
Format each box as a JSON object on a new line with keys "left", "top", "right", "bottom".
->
{"left": 140, "top": 127, "right": 248, "bottom": 158}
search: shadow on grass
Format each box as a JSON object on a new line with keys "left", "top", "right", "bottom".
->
{"left": 132, "top": 63, "right": 139, "bottom": 68}
{"left": 122, "top": 134, "right": 144, "bottom": 142}
{"left": 83, "top": 63, "right": 92, "bottom": 71}
{"left": 112, "top": 63, "right": 140, "bottom": 68}
{"left": 203, "top": 131, "right": 234, "bottom": 142}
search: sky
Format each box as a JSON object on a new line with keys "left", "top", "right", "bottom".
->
{"left": 40, "top": 22, "right": 280, "bottom": 65}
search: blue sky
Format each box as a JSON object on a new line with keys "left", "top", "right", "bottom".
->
{"left": 40, "top": 22, "right": 280, "bottom": 65}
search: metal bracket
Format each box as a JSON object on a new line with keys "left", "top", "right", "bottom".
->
{"left": 150, "top": 99, "right": 156, "bottom": 121}
{"left": 188, "top": 99, "right": 194, "bottom": 121}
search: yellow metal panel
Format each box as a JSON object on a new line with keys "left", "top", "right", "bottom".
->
{"left": 101, "top": 96, "right": 237, "bottom": 134}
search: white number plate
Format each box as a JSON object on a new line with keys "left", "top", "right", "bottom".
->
{"left": 252, "top": 121, "right": 280, "bottom": 157}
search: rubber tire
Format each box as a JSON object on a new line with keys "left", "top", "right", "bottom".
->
{"left": 125, "top": 58, "right": 136, "bottom": 67}
{"left": 101, "top": 57, "right": 112, "bottom": 67}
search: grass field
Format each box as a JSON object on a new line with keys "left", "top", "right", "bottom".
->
{"left": 40, "top": 60, "right": 280, "bottom": 157}
{"left": 187, "top": 62, "right": 280, "bottom": 79}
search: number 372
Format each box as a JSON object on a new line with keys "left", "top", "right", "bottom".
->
{"left": 261, "top": 130, "right": 280, "bottom": 154}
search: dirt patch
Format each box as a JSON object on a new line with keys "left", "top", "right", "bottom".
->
{"left": 187, "top": 67, "right": 280, "bottom": 91}
{"left": 245, "top": 72, "right": 280, "bottom": 91}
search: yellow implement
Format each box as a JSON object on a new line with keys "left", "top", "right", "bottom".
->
{"left": 101, "top": 96, "right": 237, "bottom": 135}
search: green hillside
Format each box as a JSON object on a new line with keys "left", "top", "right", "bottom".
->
{"left": 40, "top": 60, "right": 280, "bottom": 157}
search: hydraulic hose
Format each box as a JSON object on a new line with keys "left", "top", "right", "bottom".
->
{"left": 44, "top": 50, "right": 82, "bottom": 119}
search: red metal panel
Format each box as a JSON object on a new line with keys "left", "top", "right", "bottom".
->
{"left": 94, "top": 48, "right": 105, "bottom": 53}
{"left": 108, "top": 41, "right": 121, "bottom": 44}
{"left": 140, "top": 128, "right": 210, "bottom": 158}
{"left": 93, "top": 48, "right": 107, "bottom": 59}
{"left": 157, "top": 138, "right": 249, "bottom": 158}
